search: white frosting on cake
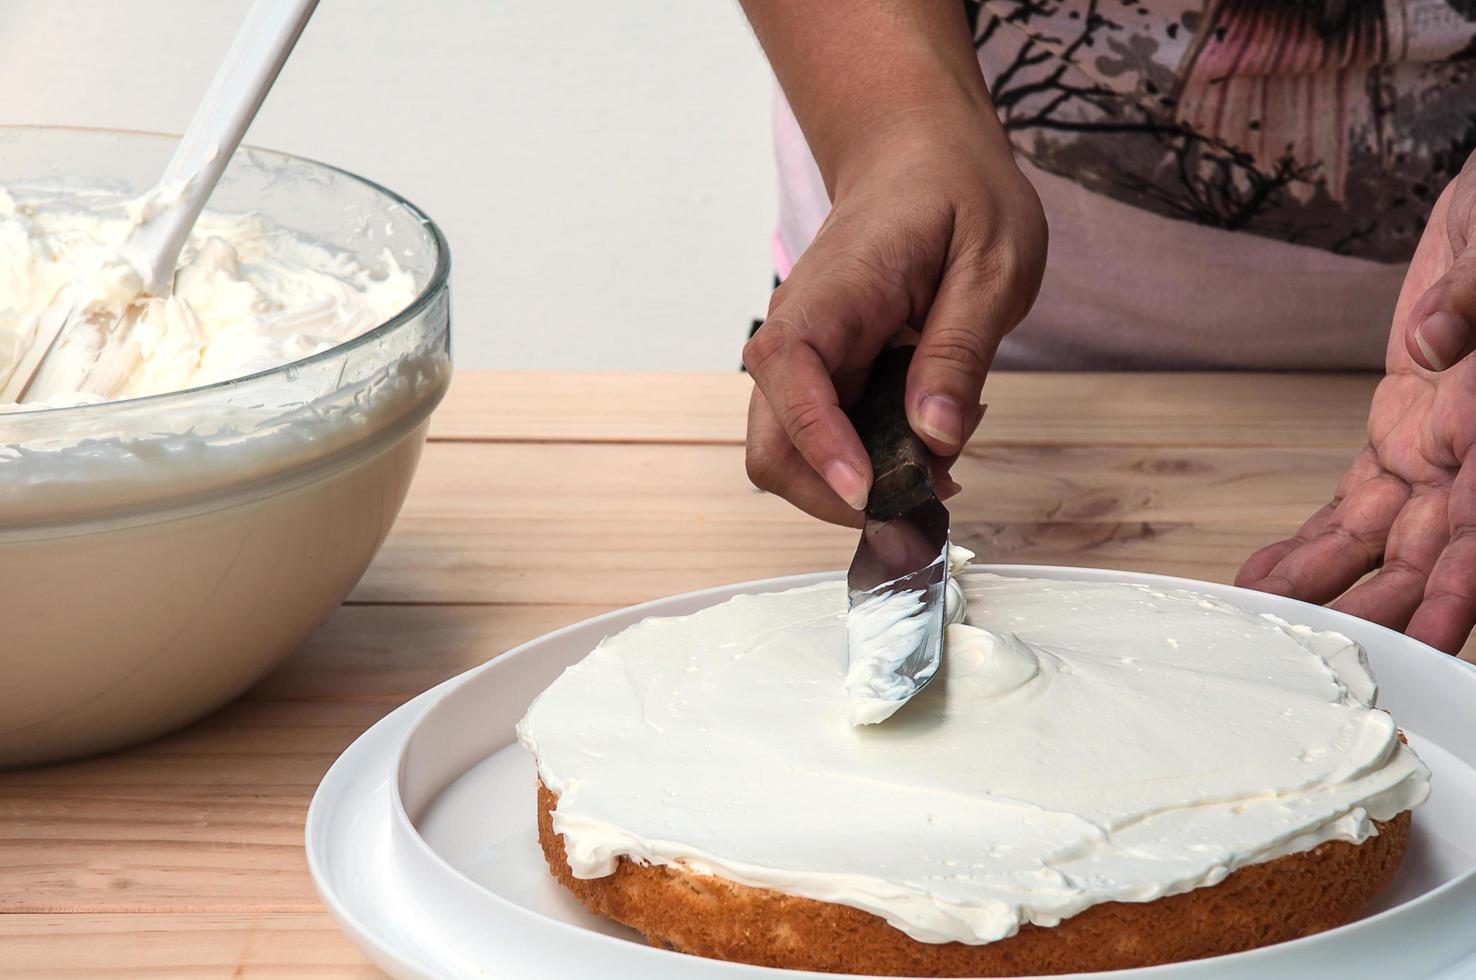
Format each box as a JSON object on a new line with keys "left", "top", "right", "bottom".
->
{"left": 517, "top": 569, "right": 1430, "bottom": 945}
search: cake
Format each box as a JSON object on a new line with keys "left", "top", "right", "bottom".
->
{"left": 517, "top": 561, "right": 1429, "bottom": 976}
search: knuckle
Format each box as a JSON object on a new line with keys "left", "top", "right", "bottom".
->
{"left": 1320, "top": 523, "right": 1384, "bottom": 564}
{"left": 922, "top": 327, "right": 990, "bottom": 381}
{"left": 786, "top": 399, "right": 833, "bottom": 446}
{"left": 742, "top": 319, "right": 794, "bottom": 375}
{"left": 748, "top": 299, "right": 860, "bottom": 375}
{"left": 1261, "top": 571, "right": 1301, "bottom": 595}
{"left": 744, "top": 446, "right": 779, "bottom": 491}
{"left": 766, "top": 280, "right": 791, "bottom": 316}
{"left": 1378, "top": 556, "right": 1426, "bottom": 583}
{"left": 1424, "top": 582, "right": 1476, "bottom": 605}
{"left": 1452, "top": 523, "right": 1476, "bottom": 544}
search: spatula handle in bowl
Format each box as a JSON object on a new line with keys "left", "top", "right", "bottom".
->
{"left": 119, "top": 0, "right": 320, "bottom": 295}
{"left": 848, "top": 345, "right": 935, "bottom": 521}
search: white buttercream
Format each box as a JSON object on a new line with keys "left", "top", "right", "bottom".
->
{"left": 518, "top": 568, "right": 1430, "bottom": 946}
{"left": 0, "top": 184, "right": 416, "bottom": 408}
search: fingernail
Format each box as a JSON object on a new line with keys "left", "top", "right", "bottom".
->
{"left": 1415, "top": 311, "right": 1469, "bottom": 371}
{"left": 917, "top": 395, "right": 964, "bottom": 446}
{"left": 939, "top": 477, "right": 963, "bottom": 501}
{"left": 824, "top": 460, "right": 869, "bottom": 511}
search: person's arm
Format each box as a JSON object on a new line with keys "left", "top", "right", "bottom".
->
{"left": 743, "top": 1, "right": 1000, "bottom": 193}
{"left": 739, "top": 0, "right": 1047, "bottom": 524}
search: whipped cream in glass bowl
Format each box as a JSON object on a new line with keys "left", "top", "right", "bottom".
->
{"left": 0, "top": 127, "right": 451, "bottom": 767}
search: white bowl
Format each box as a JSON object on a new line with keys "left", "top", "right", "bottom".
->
{"left": 307, "top": 566, "right": 1476, "bottom": 979}
{"left": 0, "top": 127, "right": 451, "bottom": 767}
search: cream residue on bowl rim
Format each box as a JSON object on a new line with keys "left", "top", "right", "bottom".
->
{"left": 0, "top": 169, "right": 452, "bottom": 527}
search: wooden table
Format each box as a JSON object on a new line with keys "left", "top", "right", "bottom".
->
{"left": 2, "top": 370, "right": 1468, "bottom": 976}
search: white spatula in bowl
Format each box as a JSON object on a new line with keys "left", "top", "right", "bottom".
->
{"left": 0, "top": 0, "right": 320, "bottom": 404}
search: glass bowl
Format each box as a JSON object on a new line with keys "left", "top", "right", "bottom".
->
{"left": 0, "top": 126, "right": 452, "bottom": 767}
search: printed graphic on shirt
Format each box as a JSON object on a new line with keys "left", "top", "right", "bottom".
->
{"left": 967, "top": 0, "right": 1476, "bottom": 260}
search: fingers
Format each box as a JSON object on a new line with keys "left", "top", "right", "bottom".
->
{"left": 907, "top": 222, "right": 1044, "bottom": 458}
{"left": 1236, "top": 448, "right": 1377, "bottom": 591}
{"left": 744, "top": 383, "right": 972, "bottom": 524}
{"left": 742, "top": 174, "right": 1043, "bottom": 522}
{"left": 742, "top": 224, "right": 928, "bottom": 515}
{"left": 1235, "top": 501, "right": 1338, "bottom": 589}
{"left": 743, "top": 312, "right": 874, "bottom": 513}
{"left": 1332, "top": 488, "right": 1449, "bottom": 630}
{"left": 1406, "top": 459, "right": 1476, "bottom": 653}
{"left": 1406, "top": 247, "right": 1476, "bottom": 371}
{"left": 1243, "top": 447, "right": 1476, "bottom": 652}
{"left": 745, "top": 387, "right": 865, "bottom": 527}
{"left": 1239, "top": 470, "right": 1410, "bottom": 605}
{"left": 1406, "top": 532, "right": 1476, "bottom": 653}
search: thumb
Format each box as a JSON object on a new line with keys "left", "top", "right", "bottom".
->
{"left": 1407, "top": 247, "right": 1476, "bottom": 372}
{"left": 905, "top": 255, "right": 1034, "bottom": 457}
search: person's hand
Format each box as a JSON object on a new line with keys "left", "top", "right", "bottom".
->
{"left": 742, "top": 111, "right": 1047, "bottom": 526}
{"left": 1237, "top": 152, "right": 1476, "bottom": 653}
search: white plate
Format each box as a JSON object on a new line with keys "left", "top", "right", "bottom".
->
{"left": 307, "top": 566, "right": 1476, "bottom": 979}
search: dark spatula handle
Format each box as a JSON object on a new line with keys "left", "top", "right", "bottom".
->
{"left": 848, "top": 345, "right": 934, "bottom": 520}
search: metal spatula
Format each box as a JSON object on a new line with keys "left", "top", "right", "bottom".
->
{"left": 0, "top": 0, "right": 319, "bottom": 404}
{"left": 844, "top": 345, "right": 951, "bottom": 726}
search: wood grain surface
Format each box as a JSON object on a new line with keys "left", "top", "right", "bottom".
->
{"left": 2, "top": 369, "right": 1465, "bottom": 978}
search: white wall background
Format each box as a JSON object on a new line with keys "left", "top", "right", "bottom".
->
{"left": 0, "top": 0, "right": 779, "bottom": 370}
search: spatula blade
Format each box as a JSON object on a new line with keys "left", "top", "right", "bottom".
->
{"left": 846, "top": 497, "right": 949, "bottom": 725}
{"left": 842, "top": 344, "right": 952, "bottom": 726}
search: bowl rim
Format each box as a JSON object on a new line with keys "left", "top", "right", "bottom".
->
{"left": 0, "top": 123, "right": 451, "bottom": 418}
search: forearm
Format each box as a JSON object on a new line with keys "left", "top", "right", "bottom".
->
{"left": 739, "top": 0, "right": 1007, "bottom": 192}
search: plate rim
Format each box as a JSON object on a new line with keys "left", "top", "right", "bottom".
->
{"left": 309, "top": 564, "right": 1476, "bottom": 979}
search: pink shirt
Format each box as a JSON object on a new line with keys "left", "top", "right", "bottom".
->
{"left": 774, "top": 0, "right": 1476, "bottom": 369}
